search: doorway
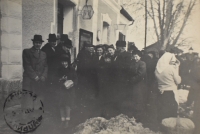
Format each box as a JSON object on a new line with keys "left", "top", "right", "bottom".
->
{"left": 57, "top": 3, "right": 64, "bottom": 37}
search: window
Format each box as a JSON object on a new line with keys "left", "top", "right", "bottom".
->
{"left": 119, "top": 32, "right": 125, "bottom": 41}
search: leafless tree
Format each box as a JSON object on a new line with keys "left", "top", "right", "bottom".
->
{"left": 122, "top": 0, "right": 197, "bottom": 50}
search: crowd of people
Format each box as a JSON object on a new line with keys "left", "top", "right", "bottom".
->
{"left": 22, "top": 33, "right": 200, "bottom": 133}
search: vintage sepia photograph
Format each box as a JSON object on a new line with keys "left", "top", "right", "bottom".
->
{"left": 0, "top": 0, "right": 200, "bottom": 134}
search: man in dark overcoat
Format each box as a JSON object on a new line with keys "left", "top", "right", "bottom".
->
{"left": 22, "top": 34, "right": 48, "bottom": 110}
{"left": 114, "top": 41, "right": 132, "bottom": 101}
{"left": 41, "top": 34, "right": 59, "bottom": 83}
{"left": 76, "top": 42, "right": 96, "bottom": 103}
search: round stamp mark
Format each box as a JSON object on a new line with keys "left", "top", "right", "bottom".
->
{"left": 3, "top": 90, "right": 44, "bottom": 133}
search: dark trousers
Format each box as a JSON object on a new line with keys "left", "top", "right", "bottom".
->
{"left": 157, "top": 91, "right": 178, "bottom": 123}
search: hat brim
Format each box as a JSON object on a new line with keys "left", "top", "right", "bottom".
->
{"left": 32, "top": 39, "right": 44, "bottom": 42}
{"left": 47, "top": 39, "right": 58, "bottom": 41}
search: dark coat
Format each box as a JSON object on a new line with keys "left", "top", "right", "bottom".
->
{"left": 98, "top": 53, "right": 118, "bottom": 102}
{"left": 146, "top": 56, "right": 158, "bottom": 84}
{"left": 187, "top": 61, "right": 200, "bottom": 134}
{"left": 115, "top": 51, "right": 132, "bottom": 83}
{"left": 76, "top": 50, "right": 96, "bottom": 98}
{"left": 93, "top": 55, "right": 106, "bottom": 96}
{"left": 77, "top": 50, "right": 95, "bottom": 76}
{"left": 129, "top": 60, "right": 147, "bottom": 111}
{"left": 56, "top": 66, "right": 77, "bottom": 107}
{"left": 22, "top": 47, "right": 48, "bottom": 92}
{"left": 56, "top": 42, "right": 71, "bottom": 63}
{"left": 108, "top": 51, "right": 131, "bottom": 102}
{"left": 41, "top": 43, "right": 59, "bottom": 82}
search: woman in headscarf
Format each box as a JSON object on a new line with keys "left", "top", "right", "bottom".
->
{"left": 155, "top": 52, "right": 181, "bottom": 123}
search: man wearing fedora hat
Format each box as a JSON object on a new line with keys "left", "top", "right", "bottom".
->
{"left": 23, "top": 34, "right": 47, "bottom": 91}
{"left": 41, "top": 34, "right": 59, "bottom": 83}
{"left": 22, "top": 34, "right": 48, "bottom": 111}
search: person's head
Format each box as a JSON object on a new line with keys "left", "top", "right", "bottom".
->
{"left": 189, "top": 47, "right": 193, "bottom": 54}
{"left": 107, "top": 45, "right": 115, "bottom": 56}
{"left": 47, "top": 34, "right": 57, "bottom": 47}
{"left": 128, "top": 43, "right": 138, "bottom": 53}
{"left": 95, "top": 45, "right": 104, "bottom": 56}
{"left": 84, "top": 42, "right": 94, "bottom": 53}
{"left": 132, "top": 51, "right": 142, "bottom": 62}
{"left": 116, "top": 41, "right": 126, "bottom": 53}
{"left": 116, "top": 47, "right": 126, "bottom": 53}
{"left": 147, "top": 51, "right": 156, "bottom": 59}
{"left": 169, "top": 54, "right": 177, "bottom": 65}
{"left": 60, "top": 56, "right": 70, "bottom": 68}
{"left": 61, "top": 60, "right": 69, "bottom": 68}
{"left": 85, "top": 46, "right": 94, "bottom": 53}
{"left": 62, "top": 39, "right": 72, "bottom": 52}
{"left": 31, "top": 35, "right": 44, "bottom": 50}
{"left": 60, "top": 34, "right": 69, "bottom": 43}
{"left": 148, "top": 53, "right": 153, "bottom": 59}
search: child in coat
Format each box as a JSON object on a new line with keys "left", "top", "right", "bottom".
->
{"left": 57, "top": 56, "right": 77, "bottom": 128}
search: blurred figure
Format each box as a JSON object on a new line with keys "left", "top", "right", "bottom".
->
{"left": 57, "top": 34, "right": 72, "bottom": 64}
{"left": 127, "top": 42, "right": 138, "bottom": 54}
{"left": 94, "top": 45, "right": 105, "bottom": 98}
{"left": 114, "top": 41, "right": 131, "bottom": 101}
{"left": 186, "top": 57, "right": 200, "bottom": 134}
{"left": 146, "top": 51, "right": 158, "bottom": 104}
{"left": 76, "top": 42, "right": 96, "bottom": 104}
{"left": 179, "top": 55, "right": 189, "bottom": 88}
{"left": 155, "top": 52, "right": 181, "bottom": 123}
{"left": 41, "top": 34, "right": 60, "bottom": 110}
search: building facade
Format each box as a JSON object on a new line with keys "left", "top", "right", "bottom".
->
{"left": 0, "top": 0, "right": 133, "bottom": 80}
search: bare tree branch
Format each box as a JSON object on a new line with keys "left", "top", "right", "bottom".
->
{"left": 172, "top": 0, "right": 196, "bottom": 46}
{"left": 150, "top": 0, "right": 160, "bottom": 41}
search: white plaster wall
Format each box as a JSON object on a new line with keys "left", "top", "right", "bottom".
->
{"left": 0, "top": 0, "right": 23, "bottom": 79}
{"left": 22, "top": 0, "right": 55, "bottom": 49}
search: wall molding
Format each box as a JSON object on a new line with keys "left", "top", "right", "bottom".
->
{"left": 101, "top": 0, "right": 121, "bottom": 13}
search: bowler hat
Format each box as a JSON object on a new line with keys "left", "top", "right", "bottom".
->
{"left": 84, "top": 42, "right": 94, "bottom": 47}
{"left": 62, "top": 39, "right": 72, "bottom": 48}
{"left": 47, "top": 34, "right": 58, "bottom": 42}
{"left": 31, "top": 35, "right": 44, "bottom": 42}
{"left": 60, "top": 34, "right": 69, "bottom": 41}
{"left": 116, "top": 41, "right": 126, "bottom": 47}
